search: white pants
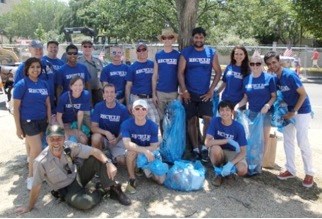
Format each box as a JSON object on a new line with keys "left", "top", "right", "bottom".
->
{"left": 283, "top": 113, "right": 314, "bottom": 176}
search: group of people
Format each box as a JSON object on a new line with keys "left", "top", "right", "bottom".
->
{"left": 12, "top": 27, "right": 315, "bottom": 214}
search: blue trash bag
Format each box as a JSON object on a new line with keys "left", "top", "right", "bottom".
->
{"left": 271, "top": 91, "right": 295, "bottom": 132}
{"left": 164, "top": 160, "right": 206, "bottom": 191}
{"left": 212, "top": 94, "right": 220, "bottom": 116}
{"left": 214, "top": 165, "right": 237, "bottom": 177}
{"left": 236, "top": 110, "right": 264, "bottom": 175}
{"left": 160, "top": 100, "right": 186, "bottom": 163}
{"left": 68, "top": 135, "right": 78, "bottom": 143}
{"left": 70, "top": 121, "right": 91, "bottom": 137}
{"left": 136, "top": 150, "right": 169, "bottom": 176}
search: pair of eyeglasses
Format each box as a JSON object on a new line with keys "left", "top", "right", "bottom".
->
{"left": 134, "top": 107, "right": 147, "bottom": 111}
{"left": 67, "top": 52, "right": 78, "bottom": 56}
{"left": 249, "top": 62, "right": 261, "bottom": 67}
{"left": 83, "top": 45, "right": 92, "bottom": 48}
{"left": 111, "top": 51, "right": 122, "bottom": 55}
{"left": 161, "top": 35, "right": 174, "bottom": 40}
{"left": 137, "top": 48, "right": 147, "bottom": 52}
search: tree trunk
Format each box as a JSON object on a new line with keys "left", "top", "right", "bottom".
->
{"left": 175, "top": 0, "right": 199, "bottom": 51}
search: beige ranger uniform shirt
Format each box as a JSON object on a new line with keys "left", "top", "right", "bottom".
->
{"left": 78, "top": 56, "right": 103, "bottom": 90}
{"left": 32, "top": 141, "right": 92, "bottom": 191}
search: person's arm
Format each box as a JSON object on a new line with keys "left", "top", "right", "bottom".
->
{"left": 230, "top": 145, "right": 246, "bottom": 165}
{"left": 89, "top": 147, "right": 117, "bottom": 180}
{"left": 13, "top": 99, "right": 24, "bottom": 139}
{"left": 201, "top": 54, "right": 222, "bottom": 101}
{"left": 205, "top": 134, "right": 229, "bottom": 148}
{"left": 234, "top": 94, "right": 248, "bottom": 110}
{"left": 283, "top": 86, "right": 308, "bottom": 120}
{"left": 56, "top": 112, "right": 64, "bottom": 128}
{"left": 16, "top": 184, "right": 42, "bottom": 214}
{"left": 152, "top": 60, "right": 159, "bottom": 106}
{"left": 177, "top": 55, "right": 190, "bottom": 103}
{"left": 91, "top": 122, "right": 116, "bottom": 143}
{"left": 261, "top": 92, "right": 276, "bottom": 114}
{"left": 125, "top": 81, "right": 133, "bottom": 112}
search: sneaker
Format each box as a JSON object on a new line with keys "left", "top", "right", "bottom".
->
{"left": 191, "top": 151, "right": 200, "bottom": 161}
{"left": 126, "top": 179, "right": 137, "bottom": 194}
{"left": 277, "top": 170, "right": 296, "bottom": 180}
{"left": 200, "top": 149, "right": 209, "bottom": 163}
{"left": 302, "top": 175, "right": 314, "bottom": 188}
{"left": 135, "top": 168, "right": 144, "bottom": 177}
{"left": 110, "top": 184, "right": 131, "bottom": 206}
{"left": 212, "top": 175, "right": 223, "bottom": 187}
{"left": 26, "top": 177, "right": 33, "bottom": 190}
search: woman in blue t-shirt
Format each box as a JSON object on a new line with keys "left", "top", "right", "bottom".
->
{"left": 13, "top": 57, "right": 51, "bottom": 190}
{"left": 56, "top": 76, "right": 91, "bottom": 144}
{"left": 235, "top": 53, "right": 276, "bottom": 167}
{"left": 217, "top": 46, "right": 250, "bottom": 106}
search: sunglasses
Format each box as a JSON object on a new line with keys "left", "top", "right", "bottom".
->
{"left": 161, "top": 35, "right": 174, "bottom": 40}
{"left": 67, "top": 52, "right": 78, "bottom": 56}
{"left": 137, "top": 48, "right": 147, "bottom": 52}
{"left": 111, "top": 51, "right": 122, "bottom": 55}
{"left": 134, "top": 107, "right": 147, "bottom": 111}
{"left": 249, "top": 62, "right": 262, "bottom": 67}
{"left": 83, "top": 45, "right": 92, "bottom": 48}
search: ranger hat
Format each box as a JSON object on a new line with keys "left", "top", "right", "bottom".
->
{"left": 46, "top": 124, "right": 65, "bottom": 137}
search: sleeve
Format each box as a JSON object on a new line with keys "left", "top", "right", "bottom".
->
{"left": 125, "top": 66, "right": 134, "bottom": 82}
{"left": 100, "top": 66, "right": 108, "bottom": 82}
{"left": 150, "top": 122, "right": 159, "bottom": 143}
{"left": 91, "top": 105, "right": 100, "bottom": 123}
{"left": 268, "top": 75, "right": 277, "bottom": 93}
{"left": 121, "top": 120, "right": 130, "bottom": 138}
{"left": 69, "top": 142, "right": 92, "bottom": 159}
{"left": 236, "top": 123, "right": 248, "bottom": 147}
{"left": 13, "top": 63, "right": 25, "bottom": 84}
{"left": 13, "top": 80, "right": 26, "bottom": 100}
{"left": 290, "top": 73, "right": 303, "bottom": 90}
{"left": 206, "top": 117, "right": 216, "bottom": 137}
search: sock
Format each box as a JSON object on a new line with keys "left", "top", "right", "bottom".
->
{"left": 201, "top": 145, "right": 207, "bottom": 151}
{"left": 193, "top": 148, "right": 200, "bottom": 153}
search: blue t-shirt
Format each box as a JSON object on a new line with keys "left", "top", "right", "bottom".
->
{"left": 181, "top": 46, "right": 215, "bottom": 95}
{"left": 56, "top": 63, "right": 91, "bottom": 93}
{"left": 207, "top": 117, "right": 247, "bottom": 151}
{"left": 91, "top": 101, "right": 130, "bottom": 136}
{"left": 126, "top": 60, "right": 154, "bottom": 95}
{"left": 100, "top": 63, "right": 128, "bottom": 98}
{"left": 222, "top": 64, "right": 247, "bottom": 105}
{"left": 277, "top": 68, "right": 311, "bottom": 114}
{"left": 155, "top": 49, "right": 180, "bottom": 92}
{"left": 56, "top": 90, "right": 91, "bottom": 123}
{"left": 13, "top": 77, "right": 49, "bottom": 120}
{"left": 121, "top": 118, "right": 158, "bottom": 147}
{"left": 42, "top": 56, "right": 64, "bottom": 72}
{"left": 243, "top": 72, "right": 276, "bottom": 112}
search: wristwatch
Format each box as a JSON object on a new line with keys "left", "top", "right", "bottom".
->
{"left": 105, "top": 159, "right": 112, "bottom": 165}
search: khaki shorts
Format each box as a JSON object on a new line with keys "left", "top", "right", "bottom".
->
{"left": 224, "top": 150, "right": 247, "bottom": 167}
{"left": 156, "top": 91, "right": 178, "bottom": 120}
{"left": 102, "top": 138, "right": 126, "bottom": 161}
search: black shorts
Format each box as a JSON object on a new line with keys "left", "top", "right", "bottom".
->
{"left": 21, "top": 118, "right": 48, "bottom": 136}
{"left": 183, "top": 92, "right": 213, "bottom": 120}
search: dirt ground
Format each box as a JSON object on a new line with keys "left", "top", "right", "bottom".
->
{"left": 0, "top": 103, "right": 321, "bottom": 218}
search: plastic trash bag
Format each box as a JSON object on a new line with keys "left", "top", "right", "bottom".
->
{"left": 164, "top": 160, "right": 205, "bottom": 191}
{"left": 236, "top": 110, "right": 264, "bottom": 175}
{"left": 271, "top": 91, "right": 295, "bottom": 132}
{"left": 212, "top": 94, "right": 220, "bottom": 116}
{"left": 136, "top": 150, "right": 169, "bottom": 176}
{"left": 160, "top": 100, "right": 186, "bottom": 163}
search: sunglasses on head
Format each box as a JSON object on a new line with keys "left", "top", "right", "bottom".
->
{"left": 67, "top": 52, "right": 78, "bottom": 56}
{"left": 111, "top": 51, "right": 122, "bottom": 55}
{"left": 136, "top": 48, "right": 147, "bottom": 52}
{"left": 83, "top": 45, "right": 92, "bottom": 48}
{"left": 161, "top": 35, "right": 175, "bottom": 40}
{"left": 134, "top": 107, "right": 147, "bottom": 111}
{"left": 249, "top": 62, "right": 261, "bottom": 67}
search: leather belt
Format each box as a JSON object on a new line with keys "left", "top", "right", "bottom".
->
{"left": 136, "top": 94, "right": 152, "bottom": 99}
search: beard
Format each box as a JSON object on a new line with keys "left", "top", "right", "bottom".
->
{"left": 193, "top": 41, "right": 204, "bottom": 48}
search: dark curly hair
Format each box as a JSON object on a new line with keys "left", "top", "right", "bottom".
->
{"left": 23, "top": 57, "right": 42, "bottom": 77}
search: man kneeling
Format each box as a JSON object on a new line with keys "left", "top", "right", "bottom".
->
{"left": 17, "top": 124, "right": 131, "bottom": 214}
{"left": 205, "top": 101, "right": 248, "bottom": 186}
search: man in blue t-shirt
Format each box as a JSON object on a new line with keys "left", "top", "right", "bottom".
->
{"left": 125, "top": 42, "right": 159, "bottom": 125}
{"left": 56, "top": 44, "right": 91, "bottom": 101}
{"left": 100, "top": 46, "right": 128, "bottom": 103}
{"left": 205, "top": 100, "right": 248, "bottom": 187}
{"left": 121, "top": 99, "right": 164, "bottom": 194}
{"left": 178, "top": 27, "right": 222, "bottom": 162}
{"left": 91, "top": 84, "right": 130, "bottom": 164}
{"left": 264, "top": 51, "right": 315, "bottom": 188}
{"left": 152, "top": 28, "right": 180, "bottom": 124}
